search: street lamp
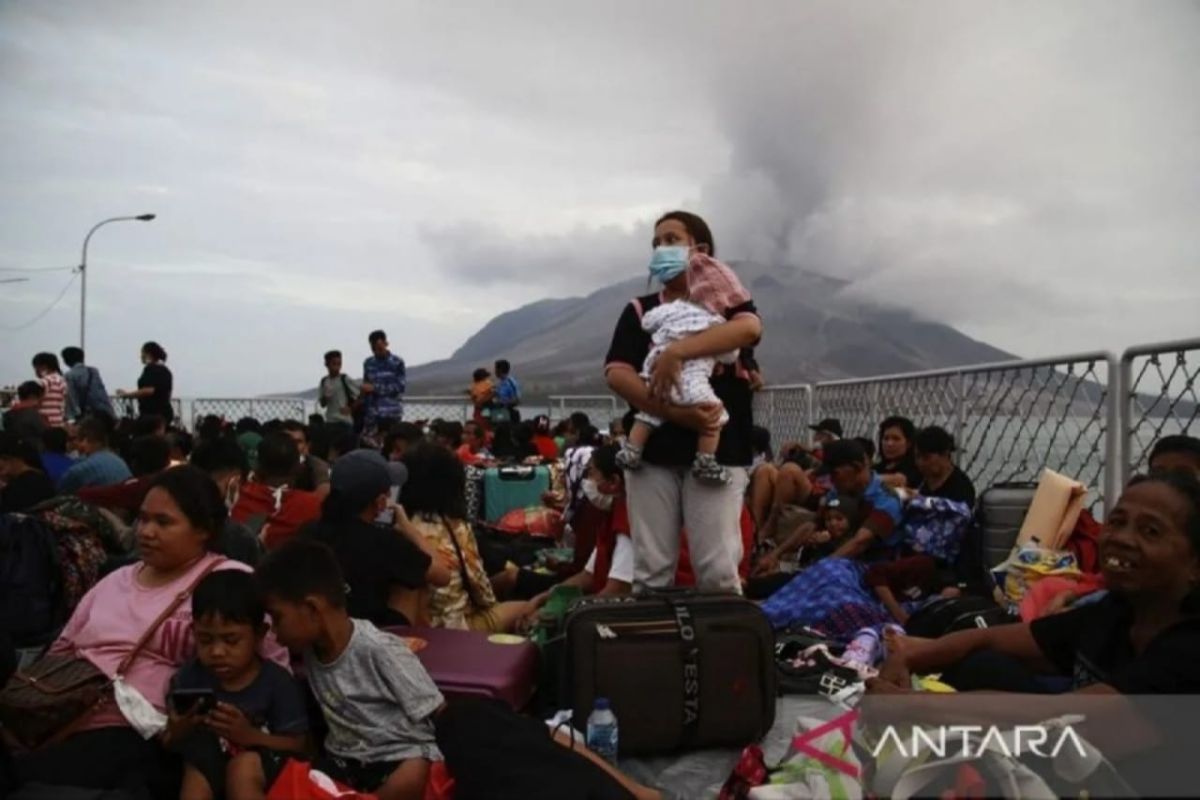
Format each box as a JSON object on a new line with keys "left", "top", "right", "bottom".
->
{"left": 79, "top": 213, "right": 156, "bottom": 350}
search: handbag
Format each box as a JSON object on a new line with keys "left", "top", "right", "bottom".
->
{"left": 0, "top": 558, "right": 225, "bottom": 751}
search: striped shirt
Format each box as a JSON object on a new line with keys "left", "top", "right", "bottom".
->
{"left": 39, "top": 373, "right": 67, "bottom": 428}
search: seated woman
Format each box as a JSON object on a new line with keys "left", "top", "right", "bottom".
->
{"left": 304, "top": 451, "right": 450, "bottom": 627}
{"left": 10, "top": 465, "right": 289, "bottom": 796}
{"left": 879, "top": 470, "right": 1200, "bottom": 693}
{"left": 400, "top": 442, "right": 535, "bottom": 632}
{"left": 518, "top": 445, "right": 633, "bottom": 625}
{"left": 875, "top": 416, "right": 921, "bottom": 491}
{"left": 870, "top": 471, "right": 1200, "bottom": 797}
{"left": 912, "top": 425, "right": 976, "bottom": 507}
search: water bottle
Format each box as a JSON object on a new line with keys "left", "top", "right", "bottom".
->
{"left": 586, "top": 697, "right": 619, "bottom": 765}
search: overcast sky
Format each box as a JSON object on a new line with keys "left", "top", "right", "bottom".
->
{"left": 2, "top": 1, "right": 1197, "bottom": 396}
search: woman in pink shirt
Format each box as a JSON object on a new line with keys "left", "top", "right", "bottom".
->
{"left": 13, "top": 465, "right": 289, "bottom": 795}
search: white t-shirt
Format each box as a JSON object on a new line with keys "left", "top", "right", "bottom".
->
{"left": 584, "top": 534, "right": 634, "bottom": 586}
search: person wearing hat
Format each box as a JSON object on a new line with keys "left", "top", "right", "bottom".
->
{"left": 304, "top": 451, "right": 450, "bottom": 627}
{"left": 822, "top": 439, "right": 905, "bottom": 561}
{"left": 809, "top": 418, "right": 843, "bottom": 448}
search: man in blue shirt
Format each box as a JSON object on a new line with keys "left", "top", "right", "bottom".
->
{"left": 822, "top": 439, "right": 904, "bottom": 561}
{"left": 492, "top": 359, "right": 521, "bottom": 423}
{"left": 59, "top": 416, "right": 131, "bottom": 494}
{"left": 361, "top": 329, "right": 406, "bottom": 435}
{"left": 61, "top": 347, "right": 116, "bottom": 422}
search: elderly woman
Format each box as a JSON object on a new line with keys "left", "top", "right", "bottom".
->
{"left": 10, "top": 465, "right": 288, "bottom": 795}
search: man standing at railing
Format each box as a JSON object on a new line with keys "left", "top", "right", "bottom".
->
{"left": 492, "top": 358, "right": 521, "bottom": 423}
{"left": 360, "top": 329, "right": 406, "bottom": 438}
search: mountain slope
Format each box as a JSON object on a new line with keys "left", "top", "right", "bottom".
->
{"left": 403, "top": 261, "right": 1015, "bottom": 396}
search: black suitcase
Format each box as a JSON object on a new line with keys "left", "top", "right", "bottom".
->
{"left": 956, "top": 482, "right": 1038, "bottom": 591}
{"left": 563, "top": 591, "right": 776, "bottom": 755}
{"left": 904, "top": 595, "right": 1018, "bottom": 638}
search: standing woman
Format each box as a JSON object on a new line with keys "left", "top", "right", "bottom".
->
{"left": 119, "top": 341, "right": 174, "bottom": 425}
{"left": 876, "top": 415, "right": 920, "bottom": 490}
{"left": 604, "top": 211, "right": 762, "bottom": 592}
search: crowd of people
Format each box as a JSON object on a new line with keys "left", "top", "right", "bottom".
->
{"left": 1, "top": 209, "right": 1198, "bottom": 798}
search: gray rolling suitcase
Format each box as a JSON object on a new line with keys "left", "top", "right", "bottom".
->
{"left": 977, "top": 482, "right": 1038, "bottom": 568}
{"left": 955, "top": 482, "right": 1037, "bottom": 592}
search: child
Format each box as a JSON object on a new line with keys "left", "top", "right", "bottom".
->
{"left": 753, "top": 497, "right": 856, "bottom": 577}
{"left": 617, "top": 252, "right": 751, "bottom": 485}
{"left": 864, "top": 555, "right": 961, "bottom": 625}
{"left": 165, "top": 570, "right": 308, "bottom": 800}
{"left": 257, "top": 539, "right": 444, "bottom": 800}
{"left": 468, "top": 368, "right": 494, "bottom": 424}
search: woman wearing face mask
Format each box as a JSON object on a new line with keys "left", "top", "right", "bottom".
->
{"left": 117, "top": 341, "right": 174, "bottom": 425}
{"left": 604, "top": 211, "right": 763, "bottom": 592}
{"left": 521, "top": 446, "right": 633, "bottom": 628}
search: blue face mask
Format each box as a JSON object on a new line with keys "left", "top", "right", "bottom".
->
{"left": 648, "top": 245, "right": 690, "bottom": 284}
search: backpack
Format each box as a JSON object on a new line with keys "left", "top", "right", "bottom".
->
{"left": 30, "top": 496, "right": 122, "bottom": 617}
{"left": 0, "top": 514, "right": 63, "bottom": 645}
{"left": 904, "top": 595, "right": 1018, "bottom": 638}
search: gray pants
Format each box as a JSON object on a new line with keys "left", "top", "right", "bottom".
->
{"left": 625, "top": 464, "right": 750, "bottom": 593}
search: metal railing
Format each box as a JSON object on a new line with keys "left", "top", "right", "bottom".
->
{"left": 811, "top": 352, "right": 1118, "bottom": 512}
{"left": 752, "top": 384, "right": 814, "bottom": 450}
{"left": 190, "top": 397, "right": 309, "bottom": 428}
{"left": 1120, "top": 337, "right": 1200, "bottom": 483}
{"left": 548, "top": 395, "right": 621, "bottom": 427}
{"left": 402, "top": 395, "right": 473, "bottom": 423}
{"left": 110, "top": 395, "right": 183, "bottom": 422}
{"left": 86, "top": 337, "right": 1197, "bottom": 513}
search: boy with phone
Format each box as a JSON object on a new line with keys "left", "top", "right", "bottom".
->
{"left": 165, "top": 570, "right": 308, "bottom": 800}
{"left": 256, "top": 538, "right": 444, "bottom": 800}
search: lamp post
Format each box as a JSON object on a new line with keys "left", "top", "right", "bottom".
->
{"left": 79, "top": 213, "right": 156, "bottom": 350}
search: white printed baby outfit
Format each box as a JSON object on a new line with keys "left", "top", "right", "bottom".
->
{"left": 636, "top": 299, "right": 737, "bottom": 428}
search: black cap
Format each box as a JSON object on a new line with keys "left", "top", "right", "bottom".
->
{"left": 331, "top": 450, "right": 392, "bottom": 510}
{"left": 809, "top": 418, "right": 843, "bottom": 438}
{"left": 821, "top": 439, "right": 868, "bottom": 471}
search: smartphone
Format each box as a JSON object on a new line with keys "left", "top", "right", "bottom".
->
{"left": 169, "top": 688, "right": 217, "bottom": 715}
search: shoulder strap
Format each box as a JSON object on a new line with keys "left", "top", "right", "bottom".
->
{"left": 441, "top": 515, "right": 486, "bottom": 610}
{"left": 339, "top": 374, "right": 357, "bottom": 402}
{"left": 115, "top": 557, "right": 226, "bottom": 676}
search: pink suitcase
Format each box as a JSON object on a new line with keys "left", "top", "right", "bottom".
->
{"left": 385, "top": 626, "right": 539, "bottom": 711}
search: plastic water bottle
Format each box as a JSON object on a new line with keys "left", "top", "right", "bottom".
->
{"left": 586, "top": 698, "right": 619, "bottom": 765}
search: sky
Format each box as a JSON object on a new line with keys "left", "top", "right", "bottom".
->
{"left": 1, "top": 0, "right": 1198, "bottom": 397}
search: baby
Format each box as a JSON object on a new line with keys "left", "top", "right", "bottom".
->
{"left": 617, "top": 253, "right": 751, "bottom": 485}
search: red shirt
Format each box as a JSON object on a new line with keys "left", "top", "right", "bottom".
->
{"left": 590, "top": 498, "right": 631, "bottom": 593}
{"left": 230, "top": 482, "right": 322, "bottom": 550}
{"left": 456, "top": 443, "right": 486, "bottom": 466}
{"left": 532, "top": 435, "right": 559, "bottom": 461}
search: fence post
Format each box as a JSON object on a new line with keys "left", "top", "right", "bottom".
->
{"left": 804, "top": 385, "right": 814, "bottom": 447}
{"left": 870, "top": 383, "right": 880, "bottom": 436}
{"left": 1117, "top": 350, "right": 1134, "bottom": 497}
{"left": 955, "top": 372, "right": 966, "bottom": 449}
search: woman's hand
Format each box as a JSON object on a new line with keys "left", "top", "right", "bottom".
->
{"left": 663, "top": 403, "right": 723, "bottom": 435}
{"left": 648, "top": 346, "right": 683, "bottom": 401}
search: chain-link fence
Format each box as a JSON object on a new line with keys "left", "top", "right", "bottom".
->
{"left": 190, "top": 398, "right": 309, "bottom": 428}
{"left": 403, "top": 395, "right": 472, "bottom": 423}
{"left": 548, "top": 395, "right": 622, "bottom": 428}
{"left": 1120, "top": 337, "right": 1200, "bottom": 482}
{"left": 813, "top": 352, "right": 1119, "bottom": 512}
{"left": 752, "top": 384, "right": 814, "bottom": 452}
{"left": 109, "top": 395, "right": 184, "bottom": 422}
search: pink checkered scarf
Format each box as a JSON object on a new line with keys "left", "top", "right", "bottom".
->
{"left": 686, "top": 253, "right": 751, "bottom": 315}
